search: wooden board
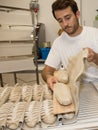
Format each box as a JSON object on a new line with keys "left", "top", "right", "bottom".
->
{"left": 53, "top": 93, "right": 75, "bottom": 115}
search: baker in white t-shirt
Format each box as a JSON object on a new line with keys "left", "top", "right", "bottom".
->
{"left": 41, "top": 0, "right": 98, "bottom": 90}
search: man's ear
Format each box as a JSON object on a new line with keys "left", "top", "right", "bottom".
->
{"left": 76, "top": 10, "right": 80, "bottom": 18}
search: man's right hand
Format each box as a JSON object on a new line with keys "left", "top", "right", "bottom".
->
{"left": 46, "top": 75, "right": 58, "bottom": 91}
{"left": 41, "top": 65, "right": 58, "bottom": 90}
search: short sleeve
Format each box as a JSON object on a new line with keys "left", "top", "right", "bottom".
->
{"left": 45, "top": 40, "right": 61, "bottom": 69}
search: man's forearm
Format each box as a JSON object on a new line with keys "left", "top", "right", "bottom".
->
{"left": 42, "top": 71, "right": 53, "bottom": 82}
{"left": 41, "top": 66, "right": 56, "bottom": 82}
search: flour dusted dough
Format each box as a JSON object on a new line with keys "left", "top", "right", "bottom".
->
{"left": 41, "top": 100, "right": 57, "bottom": 124}
{"left": 0, "top": 87, "right": 11, "bottom": 107}
{"left": 0, "top": 87, "right": 4, "bottom": 95}
{"left": 54, "top": 69, "right": 69, "bottom": 83}
{"left": 0, "top": 102, "right": 14, "bottom": 128}
{"left": 43, "top": 84, "right": 53, "bottom": 100}
{"left": 9, "top": 84, "right": 22, "bottom": 103}
{"left": 6, "top": 102, "right": 27, "bottom": 129}
{"left": 22, "top": 84, "right": 33, "bottom": 102}
{"left": 32, "top": 83, "right": 43, "bottom": 101}
{"left": 63, "top": 112, "right": 75, "bottom": 119}
{"left": 54, "top": 83, "right": 72, "bottom": 106}
{"left": 24, "top": 101, "right": 40, "bottom": 128}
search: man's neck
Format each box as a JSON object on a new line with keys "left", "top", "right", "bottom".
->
{"left": 70, "top": 26, "right": 83, "bottom": 37}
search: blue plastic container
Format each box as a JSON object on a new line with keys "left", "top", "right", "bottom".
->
{"left": 40, "top": 48, "right": 50, "bottom": 60}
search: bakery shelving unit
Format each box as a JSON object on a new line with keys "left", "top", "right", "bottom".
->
{"left": 0, "top": 2, "right": 41, "bottom": 86}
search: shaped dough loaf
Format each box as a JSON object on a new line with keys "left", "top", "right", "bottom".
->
{"left": 0, "top": 87, "right": 11, "bottom": 107}
{"left": 63, "top": 112, "right": 75, "bottom": 119}
{"left": 32, "top": 83, "right": 43, "bottom": 101}
{"left": 22, "top": 84, "right": 33, "bottom": 102}
{"left": 54, "top": 82, "right": 72, "bottom": 106}
{"left": 54, "top": 69, "right": 69, "bottom": 83}
{"left": 9, "top": 84, "right": 22, "bottom": 103}
{"left": 41, "top": 100, "right": 57, "bottom": 124}
{"left": 0, "top": 102, "right": 14, "bottom": 128}
{"left": 25, "top": 101, "right": 40, "bottom": 128}
{"left": 43, "top": 84, "right": 53, "bottom": 100}
{"left": 7, "top": 102, "right": 27, "bottom": 130}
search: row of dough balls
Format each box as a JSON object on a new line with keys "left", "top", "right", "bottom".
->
{"left": 0, "top": 100, "right": 57, "bottom": 129}
{"left": 0, "top": 83, "right": 53, "bottom": 107}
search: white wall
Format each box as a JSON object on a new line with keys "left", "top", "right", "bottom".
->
{"left": 81, "top": 0, "right": 98, "bottom": 27}
{"left": 38, "top": 0, "right": 59, "bottom": 44}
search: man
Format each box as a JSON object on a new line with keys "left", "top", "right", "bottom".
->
{"left": 41, "top": 0, "right": 98, "bottom": 90}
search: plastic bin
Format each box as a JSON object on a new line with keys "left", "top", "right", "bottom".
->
{"left": 40, "top": 48, "right": 50, "bottom": 60}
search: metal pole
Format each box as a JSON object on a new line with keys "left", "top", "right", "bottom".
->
{"left": 33, "top": 28, "right": 40, "bottom": 84}
{"left": 30, "top": 0, "right": 40, "bottom": 84}
{"left": 0, "top": 74, "right": 3, "bottom": 87}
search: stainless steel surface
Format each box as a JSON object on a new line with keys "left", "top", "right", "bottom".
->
{"left": 41, "top": 82, "right": 98, "bottom": 130}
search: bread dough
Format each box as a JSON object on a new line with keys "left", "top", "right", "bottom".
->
{"left": 54, "top": 82, "right": 72, "bottom": 105}
{"left": 54, "top": 69, "right": 69, "bottom": 83}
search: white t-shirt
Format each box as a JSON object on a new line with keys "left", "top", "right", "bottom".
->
{"left": 45, "top": 26, "right": 98, "bottom": 82}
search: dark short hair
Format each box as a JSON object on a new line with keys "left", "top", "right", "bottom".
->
{"left": 52, "top": 0, "right": 79, "bottom": 19}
